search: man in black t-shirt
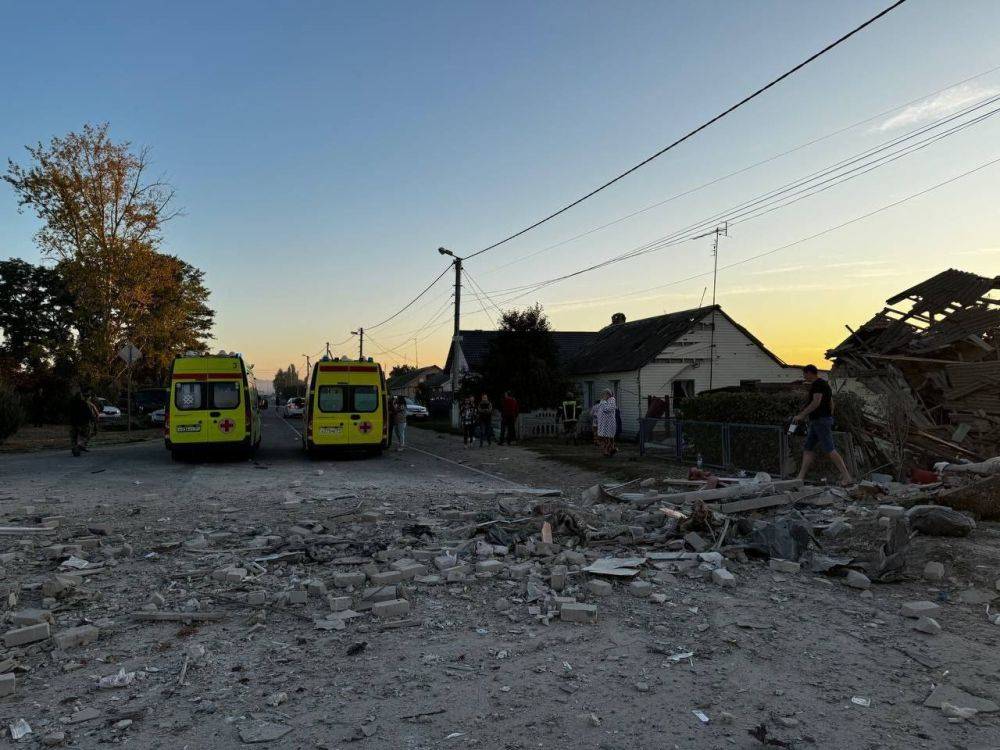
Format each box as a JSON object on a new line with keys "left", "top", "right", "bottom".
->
{"left": 794, "top": 365, "right": 852, "bottom": 485}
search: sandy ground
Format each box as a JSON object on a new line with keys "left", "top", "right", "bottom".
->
{"left": 0, "top": 410, "right": 998, "bottom": 749}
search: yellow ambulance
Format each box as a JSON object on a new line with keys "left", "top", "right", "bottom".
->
{"left": 303, "top": 357, "right": 387, "bottom": 455}
{"left": 165, "top": 352, "right": 262, "bottom": 459}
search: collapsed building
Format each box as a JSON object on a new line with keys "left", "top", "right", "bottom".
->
{"left": 827, "top": 268, "right": 1000, "bottom": 462}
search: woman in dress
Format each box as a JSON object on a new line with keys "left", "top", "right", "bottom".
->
{"left": 595, "top": 389, "right": 618, "bottom": 457}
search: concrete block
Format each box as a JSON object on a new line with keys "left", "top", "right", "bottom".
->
{"left": 247, "top": 591, "right": 267, "bottom": 606}
{"left": 328, "top": 596, "right": 352, "bottom": 612}
{"left": 371, "top": 599, "right": 410, "bottom": 618}
{"left": 877, "top": 505, "right": 906, "bottom": 519}
{"left": 560, "top": 603, "right": 598, "bottom": 624}
{"left": 769, "top": 559, "right": 800, "bottom": 574}
{"left": 845, "top": 570, "right": 871, "bottom": 590}
{"left": 550, "top": 565, "right": 568, "bottom": 592}
{"left": 629, "top": 581, "right": 653, "bottom": 598}
{"left": 150, "top": 593, "right": 166, "bottom": 608}
{"left": 288, "top": 590, "right": 308, "bottom": 605}
{"left": 369, "top": 570, "right": 406, "bottom": 586}
{"left": 711, "top": 569, "right": 736, "bottom": 587}
{"left": 394, "top": 563, "right": 428, "bottom": 580}
{"left": 305, "top": 579, "right": 327, "bottom": 596}
{"left": 475, "top": 559, "right": 505, "bottom": 575}
{"left": 698, "top": 552, "right": 724, "bottom": 566}
{"left": 823, "top": 520, "right": 852, "bottom": 538}
{"left": 912, "top": 616, "right": 941, "bottom": 635}
{"left": 558, "top": 550, "right": 586, "bottom": 566}
{"left": 902, "top": 600, "right": 940, "bottom": 619}
{"left": 923, "top": 561, "right": 945, "bottom": 582}
{"left": 0, "top": 672, "right": 13, "bottom": 697}
{"left": 226, "top": 568, "right": 247, "bottom": 583}
{"left": 587, "top": 579, "right": 613, "bottom": 597}
{"left": 52, "top": 625, "right": 99, "bottom": 650}
{"left": 11, "top": 609, "right": 53, "bottom": 626}
{"left": 332, "top": 572, "right": 366, "bottom": 588}
{"left": 358, "top": 586, "right": 397, "bottom": 611}
{"left": 42, "top": 574, "right": 82, "bottom": 598}
{"left": 3, "top": 622, "right": 50, "bottom": 648}
{"left": 684, "top": 532, "right": 708, "bottom": 552}
{"left": 508, "top": 562, "right": 534, "bottom": 580}
{"left": 553, "top": 596, "right": 576, "bottom": 611}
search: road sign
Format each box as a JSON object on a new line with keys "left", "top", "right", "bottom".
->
{"left": 118, "top": 343, "right": 142, "bottom": 365}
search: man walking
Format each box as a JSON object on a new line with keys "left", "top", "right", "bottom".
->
{"left": 499, "top": 391, "right": 519, "bottom": 445}
{"left": 794, "top": 365, "right": 852, "bottom": 486}
{"left": 69, "top": 389, "right": 98, "bottom": 457}
{"left": 477, "top": 393, "right": 494, "bottom": 448}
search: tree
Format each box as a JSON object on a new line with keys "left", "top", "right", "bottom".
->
{"left": 389, "top": 364, "right": 416, "bottom": 380}
{"left": 4, "top": 124, "right": 212, "bottom": 392}
{"left": 273, "top": 364, "right": 305, "bottom": 401}
{"left": 0, "top": 258, "right": 76, "bottom": 370}
{"left": 0, "top": 379, "right": 23, "bottom": 444}
{"left": 479, "top": 304, "right": 570, "bottom": 410}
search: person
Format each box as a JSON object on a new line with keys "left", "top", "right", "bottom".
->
{"left": 477, "top": 393, "right": 494, "bottom": 447}
{"left": 461, "top": 396, "right": 476, "bottom": 447}
{"left": 794, "top": 364, "right": 853, "bottom": 486}
{"left": 595, "top": 389, "right": 618, "bottom": 457}
{"left": 386, "top": 395, "right": 397, "bottom": 449}
{"left": 69, "top": 389, "right": 98, "bottom": 457}
{"left": 392, "top": 396, "right": 407, "bottom": 451}
{"left": 499, "top": 391, "right": 519, "bottom": 445}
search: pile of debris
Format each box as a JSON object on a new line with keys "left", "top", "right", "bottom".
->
{"left": 828, "top": 268, "right": 1000, "bottom": 463}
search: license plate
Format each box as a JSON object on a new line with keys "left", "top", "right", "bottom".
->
{"left": 319, "top": 425, "right": 343, "bottom": 435}
{"left": 176, "top": 424, "right": 202, "bottom": 433}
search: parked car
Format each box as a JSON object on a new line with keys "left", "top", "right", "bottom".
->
{"left": 150, "top": 408, "right": 166, "bottom": 426}
{"left": 284, "top": 397, "right": 305, "bottom": 418}
{"left": 96, "top": 398, "right": 122, "bottom": 422}
{"left": 404, "top": 398, "right": 429, "bottom": 419}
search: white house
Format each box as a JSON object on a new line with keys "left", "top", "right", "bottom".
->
{"left": 566, "top": 306, "right": 801, "bottom": 435}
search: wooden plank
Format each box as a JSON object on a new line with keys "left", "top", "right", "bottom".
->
{"left": 658, "top": 479, "right": 802, "bottom": 505}
{"left": 128, "top": 611, "right": 227, "bottom": 622}
{"left": 711, "top": 493, "right": 794, "bottom": 514}
{"left": 0, "top": 526, "right": 59, "bottom": 536}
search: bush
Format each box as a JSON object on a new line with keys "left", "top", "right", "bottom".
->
{"left": 0, "top": 382, "right": 24, "bottom": 444}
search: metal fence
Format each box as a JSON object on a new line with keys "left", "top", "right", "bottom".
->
{"left": 638, "top": 417, "right": 857, "bottom": 479}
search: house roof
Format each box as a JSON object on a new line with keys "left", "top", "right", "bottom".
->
{"left": 444, "top": 329, "right": 595, "bottom": 375}
{"left": 565, "top": 305, "right": 789, "bottom": 375}
{"left": 386, "top": 365, "right": 443, "bottom": 390}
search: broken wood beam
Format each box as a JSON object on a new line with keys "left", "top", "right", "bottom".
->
{"left": 651, "top": 479, "right": 802, "bottom": 506}
{"left": 128, "top": 611, "right": 227, "bottom": 622}
{"left": 0, "top": 526, "right": 59, "bottom": 536}
{"left": 709, "top": 493, "right": 796, "bottom": 514}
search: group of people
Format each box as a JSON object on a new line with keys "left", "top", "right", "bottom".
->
{"left": 460, "top": 391, "right": 519, "bottom": 448}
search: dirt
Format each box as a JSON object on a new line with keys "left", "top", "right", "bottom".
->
{"left": 1, "top": 414, "right": 998, "bottom": 749}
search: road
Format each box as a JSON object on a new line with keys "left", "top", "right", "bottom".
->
{"left": 1, "top": 412, "right": 998, "bottom": 749}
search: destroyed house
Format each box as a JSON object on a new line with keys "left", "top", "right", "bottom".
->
{"left": 828, "top": 268, "right": 1000, "bottom": 458}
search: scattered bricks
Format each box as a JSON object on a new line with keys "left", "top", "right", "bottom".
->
{"left": 226, "top": 568, "right": 247, "bottom": 583}
{"left": 902, "top": 600, "right": 941, "bottom": 619}
{"left": 433, "top": 554, "right": 459, "bottom": 571}
{"left": 42, "top": 731, "right": 66, "bottom": 747}
{"left": 630, "top": 581, "right": 653, "bottom": 598}
{"left": 393, "top": 563, "right": 428, "bottom": 580}
{"left": 0, "top": 673, "right": 13, "bottom": 697}
{"left": 288, "top": 590, "right": 308, "bottom": 605}
{"left": 305, "top": 580, "right": 327, "bottom": 597}
{"left": 877, "top": 505, "right": 906, "bottom": 519}
{"left": 698, "top": 552, "right": 724, "bottom": 567}
{"left": 42, "top": 574, "right": 82, "bottom": 598}
{"left": 913, "top": 616, "right": 942, "bottom": 635}
{"left": 411, "top": 550, "right": 435, "bottom": 562}
{"left": 52, "top": 625, "right": 99, "bottom": 650}
{"left": 684, "top": 532, "right": 708, "bottom": 552}
{"left": 3, "top": 622, "right": 50, "bottom": 648}
{"left": 333, "top": 572, "right": 366, "bottom": 588}
{"left": 587, "top": 579, "right": 613, "bottom": 597}
{"left": 390, "top": 557, "right": 418, "bottom": 571}
{"left": 769, "top": 559, "right": 800, "bottom": 574}
{"left": 475, "top": 559, "right": 505, "bottom": 575}
{"left": 246, "top": 591, "right": 267, "bottom": 606}
{"left": 550, "top": 565, "right": 568, "bottom": 592}
{"left": 845, "top": 571, "right": 871, "bottom": 590}
{"left": 328, "top": 596, "right": 352, "bottom": 612}
{"left": 358, "top": 586, "right": 398, "bottom": 611}
{"left": 560, "top": 603, "right": 598, "bottom": 624}
{"left": 11, "top": 609, "right": 53, "bottom": 626}
{"left": 371, "top": 599, "right": 410, "bottom": 618}
{"left": 445, "top": 568, "right": 467, "bottom": 583}
{"left": 74, "top": 536, "right": 101, "bottom": 550}
{"left": 558, "top": 550, "right": 586, "bottom": 566}
{"left": 369, "top": 570, "right": 406, "bottom": 586}
{"left": 924, "top": 562, "right": 945, "bottom": 582}
{"left": 711, "top": 569, "right": 736, "bottom": 587}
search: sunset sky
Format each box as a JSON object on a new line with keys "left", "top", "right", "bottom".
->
{"left": 2, "top": 1, "right": 999, "bottom": 381}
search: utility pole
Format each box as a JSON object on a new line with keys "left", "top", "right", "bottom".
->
{"left": 691, "top": 222, "right": 727, "bottom": 391}
{"left": 414, "top": 337, "right": 419, "bottom": 369}
{"left": 325, "top": 341, "right": 331, "bottom": 359}
{"left": 438, "top": 247, "right": 463, "bottom": 427}
{"left": 351, "top": 328, "right": 364, "bottom": 359}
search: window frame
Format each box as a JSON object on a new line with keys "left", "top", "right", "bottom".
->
{"left": 172, "top": 380, "right": 243, "bottom": 411}
{"left": 317, "top": 385, "right": 347, "bottom": 413}
{"left": 351, "top": 385, "right": 379, "bottom": 413}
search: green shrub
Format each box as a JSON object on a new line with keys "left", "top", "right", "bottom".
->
{"left": 0, "top": 382, "right": 24, "bottom": 445}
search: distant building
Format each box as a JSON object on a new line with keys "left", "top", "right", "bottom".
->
{"left": 565, "top": 306, "right": 800, "bottom": 434}
{"left": 386, "top": 365, "right": 447, "bottom": 400}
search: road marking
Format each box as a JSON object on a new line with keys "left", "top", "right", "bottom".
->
{"left": 279, "top": 417, "right": 302, "bottom": 440}
{"left": 406, "top": 446, "right": 525, "bottom": 487}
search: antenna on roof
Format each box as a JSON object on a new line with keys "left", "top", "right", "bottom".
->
{"left": 690, "top": 222, "right": 727, "bottom": 389}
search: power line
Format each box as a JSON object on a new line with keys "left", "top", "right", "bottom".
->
{"left": 365, "top": 263, "right": 451, "bottom": 331}
{"left": 483, "top": 97, "right": 1000, "bottom": 298}
{"left": 484, "top": 62, "right": 1000, "bottom": 275}
{"left": 462, "top": 0, "right": 909, "bottom": 262}
{"left": 463, "top": 268, "right": 505, "bottom": 317}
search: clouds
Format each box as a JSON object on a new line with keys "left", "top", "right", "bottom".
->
{"left": 876, "top": 82, "right": 1000, "bottom": 132}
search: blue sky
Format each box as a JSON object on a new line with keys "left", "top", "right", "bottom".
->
{"left": 3, "top": 0, "right": 999, "bottom": 377}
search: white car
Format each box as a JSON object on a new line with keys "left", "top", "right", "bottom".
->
{"left": 404, "top": 398, "right": 429, "bottom": 419}
{"left": 150, "top": 408, "right": 166, "bottom": 426}
{"left": 97, "top": 400, "right": 122, "bottom": 422}
{"left": 284, "top": 397, "right": 305, "bottom": 418}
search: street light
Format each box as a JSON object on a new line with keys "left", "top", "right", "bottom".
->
{"left": 438, "top": 247, "right": 454, "bottom": 257}
{"left": 438, "top": 246, "right": 463, "bottom": 426}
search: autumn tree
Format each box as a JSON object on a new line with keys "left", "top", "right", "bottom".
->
{"left": 389, "top": 364, "right": 416, "bottom": 379}
{"left": 273, "top": 364, "right": 306, "bottom": 401}
{"left": 4, "top": 124, "right": 212, "bottom": 393}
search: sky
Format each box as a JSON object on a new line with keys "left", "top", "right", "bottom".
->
{"left": 2, "top": 0, "right": 1000, "bottom": 382}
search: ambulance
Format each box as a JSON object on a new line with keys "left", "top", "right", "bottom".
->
{"left": 164, "top": 352, "right": 262, "bottom": 459}
{"left": 303, "top": 357, "right": 387, "bottom": 455}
